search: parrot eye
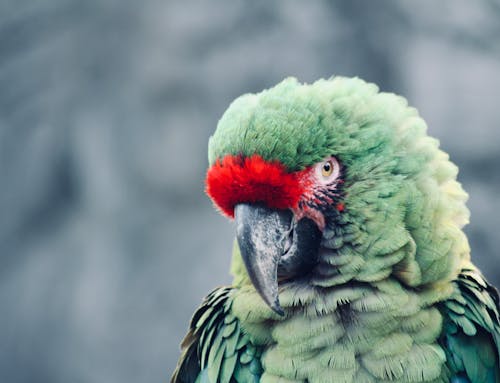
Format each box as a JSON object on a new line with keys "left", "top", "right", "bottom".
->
{"left": 322, "top": 161, "right": 333, "bottom": 177}
{"left": 316, "top": 156, "right": 340, "bottom": 184}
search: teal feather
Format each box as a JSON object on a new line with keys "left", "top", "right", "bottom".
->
{"left": 440, "top": 268, "right": 500, "bottom": 383}
{"left": 171, "top": 287, "right": 264, "bottom": 383}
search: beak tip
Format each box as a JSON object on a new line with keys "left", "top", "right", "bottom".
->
{"left": 271, "top": 300, "right": 285, "bottom": 316}
{"left": 274, "top": 308, "right": 285, "bottom": 317}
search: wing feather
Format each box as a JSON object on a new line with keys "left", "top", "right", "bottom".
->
{"left": 171, "top": 287, "right": 263, "bottom": 383}
{"left": 440, "top": 268, "right": 500, "bottom": 383}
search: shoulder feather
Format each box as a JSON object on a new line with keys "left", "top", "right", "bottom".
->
{"left": 440, "top": 268, "right": 500, "bottom": 383}
{"left": 171, "top": 287, "right": 263, "bottom": 383}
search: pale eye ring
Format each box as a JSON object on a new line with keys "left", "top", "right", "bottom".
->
{"left": 315, "top": 156, "right": 340, "bottom": 184}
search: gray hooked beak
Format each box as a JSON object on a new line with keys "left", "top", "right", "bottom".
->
{"left": 234, "top": 203, "right": 321, "bottom": 316}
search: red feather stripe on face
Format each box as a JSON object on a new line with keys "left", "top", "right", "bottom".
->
{"left": 205, "top": 154, "right": 307, "bottom": 217}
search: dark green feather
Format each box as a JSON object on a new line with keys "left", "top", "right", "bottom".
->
{"left": 440, "top": 268, "right": 500, "bottom": 383}
{"left": 171, "top": 286, "right": 263, "bottom": 383}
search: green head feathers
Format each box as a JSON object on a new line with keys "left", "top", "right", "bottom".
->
{"left": 208, "top": 76, "right": 470, "bottom": 288}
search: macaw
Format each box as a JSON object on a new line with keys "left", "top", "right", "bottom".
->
{"left": 171, "top": 77, "right": 500, "bottom": 382}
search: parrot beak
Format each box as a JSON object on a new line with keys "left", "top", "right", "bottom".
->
{"left": 234, "top": 203, "right": 321, "bottom": 316}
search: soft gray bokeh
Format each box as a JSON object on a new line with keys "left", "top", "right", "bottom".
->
{"left": 1, "top": 1, "right": 499, "bottom": 382}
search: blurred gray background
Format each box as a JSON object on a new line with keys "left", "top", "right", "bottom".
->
{"left": 1, "top": 1, "right": 499, "bottom": 382}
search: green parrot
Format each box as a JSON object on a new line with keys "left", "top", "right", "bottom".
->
{"left": 171, "top": 77, "right": 500, "bottom": 383}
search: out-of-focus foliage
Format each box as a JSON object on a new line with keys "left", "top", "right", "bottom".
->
{"left": 0, "top": 1, "right": 498, "bottom": 382}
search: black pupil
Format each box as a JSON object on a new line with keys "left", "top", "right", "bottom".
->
{"left": 324, "top": 162, "right": 331, "bottom": 172}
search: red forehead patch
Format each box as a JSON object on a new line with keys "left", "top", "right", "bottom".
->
{"left": 205, "top": 154, "right": 306, "bottom": 217}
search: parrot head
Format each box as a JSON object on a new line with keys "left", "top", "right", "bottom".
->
{"left": 205, "top": 77, "right": 470, "bottom": 315}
